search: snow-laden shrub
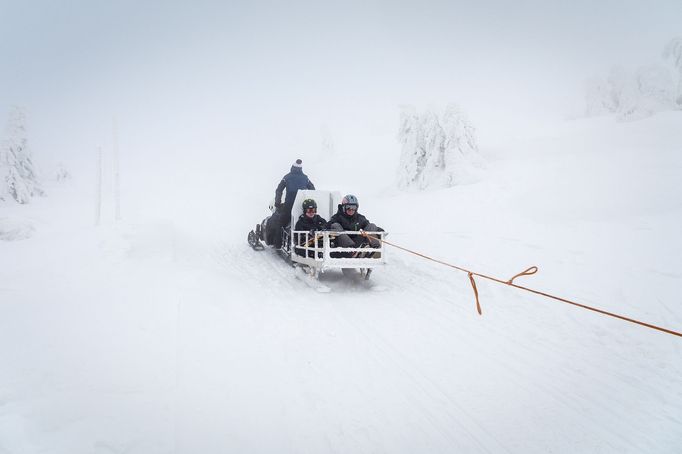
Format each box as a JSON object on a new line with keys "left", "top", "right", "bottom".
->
{"left": 397, "top": 104, "right": 481, "bottom": 190}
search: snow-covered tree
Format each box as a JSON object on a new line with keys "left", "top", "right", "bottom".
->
{"left": 584, "top": 37, "right": 682, "bottom": 121}
{"left": 662, "top": 36, "right": 682, "bottom": 107}
{"left": 397, "top": 104, "right": 480, "bottom": 190}
{"left": 441, "top": 104, "right": 481, "bottom": 185}
{"left": 605, "top": 66, "right": 639, "bottom": 121}
{"left": 397, "top": 106, "right": 425, "bottom": 189}
{"left": 0, "top": 164, "right": 9, "bottom": 202}
{"left": 634, "top": 64, "right": 676, "bottom": 114}
{"left": 610, "top": 65, "right": 676, "bottom": 121}
{"left": 584, "top": 77, "right": 617, "bottom": 116}
{"left": 4, "top": 165, "right": 32, "bottom": 204}
{"left": 584, "top": 64, "right": 676, "bottom": 122}
{"left": 0, "top": 106, "right": 43, "bottom": 203}
{"left": 418, "top": 110, "right": 446, "bottom": 187}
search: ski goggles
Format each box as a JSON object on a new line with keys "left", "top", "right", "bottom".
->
{"left": 343, "top": 204, "right": 358, "bottom": 212}
{"left": 305, "top": 207, "right": 317, "bottom": 212}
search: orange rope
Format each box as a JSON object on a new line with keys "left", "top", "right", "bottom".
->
{"left": 468, "top": 272, "right": 482, "bottom": 315}
{"left": 360, "top": 232, "right": 682, "bottom": 339}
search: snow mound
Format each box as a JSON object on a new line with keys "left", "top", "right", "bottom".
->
{"left": 0, "top": 216, "right": 35, "bottom": 241}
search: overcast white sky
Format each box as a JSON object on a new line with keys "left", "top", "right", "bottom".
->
{"left": 1, "top": 0, "right": 681, "bottom": 169}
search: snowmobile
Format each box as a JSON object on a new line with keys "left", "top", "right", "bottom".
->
{"left": 247, "top": 190, "right": 387, "bottom": 288}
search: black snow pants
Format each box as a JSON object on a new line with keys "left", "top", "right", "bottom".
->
{"left": 328, "top": 222, "right": 381, "bottom": 257}
{"left": 267, "top": 206, "right": 292, "bottom": 249}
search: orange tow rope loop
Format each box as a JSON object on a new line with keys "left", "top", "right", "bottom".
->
{"left": 468, "top": 272, "right": 482, "bottom": 315}
{"left": 507, "top": 266, "right": 538, "bottom": 284}
{"left": 367, "top": 234, "right": 682, "bottom": 339}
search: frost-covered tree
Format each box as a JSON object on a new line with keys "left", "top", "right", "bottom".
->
{"left": 419, "top": 110, "right": 446, "bottom": 187}
{"left": 606, "top": 66, "right": 639, "bottom": 121}
{"left": 634, "top": 64, "right": 676, "bottom": 114}
{"left": 662, "top": 36, "right": 682, "bottom": 107}
{"left": 441, "top": 104, "right": 481, "bottom": 185}
{"left": 584, "top": 77, "right": 617, "bottom": 116}
{"left": 0, "top": 163, "right": 10, "bottom": 202}
{"left": 4, "top": 165, "right": 32, "bottom": 203}
{"left": 397, "top": 106, "right": 425, "bottom": 189}
{"left": 397, "top": 104, "right": 480, "bottom": 190}
{"left": 584, "top": 37, "right": 682, "bottom": 121}
{"left": 0, "top": 106, "right": 43, "bottom": 203}
{"left": 611, "top": 65, "right": 676, "bottom": 121}
{"left": 585, "top": 64, "right": 676, "bottom": 122}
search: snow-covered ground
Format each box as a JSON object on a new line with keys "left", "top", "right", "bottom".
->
{"left": 1, "top": 113, "right": 681, "bottom": 453}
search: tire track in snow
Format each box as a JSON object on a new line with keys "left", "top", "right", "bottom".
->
{"left": 326, "top": 260, "right": 651, "bottom": 452}
{"left": 209, "top": 240, "right": 493, "bottom": 451}
{"left": 211, "top": 241, "right": 301, "bottom": 297}
{"left": 207, "top": 239, "right": 678, "bottom": 452}
{"left": 328, "top": 301, "right": 512, "bottom": 453}
{"left": 373, "top": 272, "right": 672, "bottom": 452}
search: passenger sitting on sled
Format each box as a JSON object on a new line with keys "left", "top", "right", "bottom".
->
{"left": 294, "top": 198, "right": 327, "bottom": 258}
{"left": 326, "top": 194, "right": 383, "bottom": 257}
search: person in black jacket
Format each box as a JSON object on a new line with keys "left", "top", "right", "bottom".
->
{"left": 268, "top": 159, "right": 315, "bottom": 248}
{"left": 326, "top": 194, "right": 383, "bottom": 256}
{"left": 293, "top": 198, "right": 327, "bottom": 258}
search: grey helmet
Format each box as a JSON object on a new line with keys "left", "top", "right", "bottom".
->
{"left": 341, "top": 194, "right": 359, "bottom": 210}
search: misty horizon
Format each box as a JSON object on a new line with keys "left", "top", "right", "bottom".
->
{"left": 2, "top": 0, "right": 681, "bottom": 172}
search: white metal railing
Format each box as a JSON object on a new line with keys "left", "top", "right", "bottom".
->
{"left": 286, "top": 230, "right": 387, "bottom": 269}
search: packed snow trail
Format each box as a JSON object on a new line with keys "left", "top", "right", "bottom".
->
{"left": 2, "top": 197, "right": 680, "bottom": 453}
{"left": 374, "top": 236, "right": 682, "bottom": 338}
{"left": 203, "top": 236, "right": 681, "bottom": 453}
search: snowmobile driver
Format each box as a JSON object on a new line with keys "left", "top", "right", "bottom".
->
{"left": 293, "top": 198, "right": 327, "bottom": 258}
{"left": 326, "top": 194, "right": 383, "bottom": 256}
{"left": 268, "top": 159, "right": 315, "bottom": 248}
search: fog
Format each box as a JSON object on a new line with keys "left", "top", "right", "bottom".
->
{"left": 1, "top": 0, "right": 681, "bottom": 219}
{"left": 2, "top": 5, "right": 682, "bottom": 451}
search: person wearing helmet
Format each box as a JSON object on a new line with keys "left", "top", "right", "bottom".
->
{"left": 293, "top": 198, "right": 327, "bottom": 257}
{"left": 269, "top": 159, "right": 315, "bottom": 248}
{"left": 326, "top": 194, "right": 383, "bottom": 256}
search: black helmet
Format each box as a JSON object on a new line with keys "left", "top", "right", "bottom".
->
{"left": 341, "top": 194, "right": 359, "bottom": 211}
{"left": 302, "top": 198, "right": 317, "bottom": 210}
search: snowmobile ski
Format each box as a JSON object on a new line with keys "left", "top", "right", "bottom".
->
{"left": 294, "top": 265, "right": 331, "bottom": 293}
{"left": 247, "top": 230, "right": 264, "bottom": 251}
